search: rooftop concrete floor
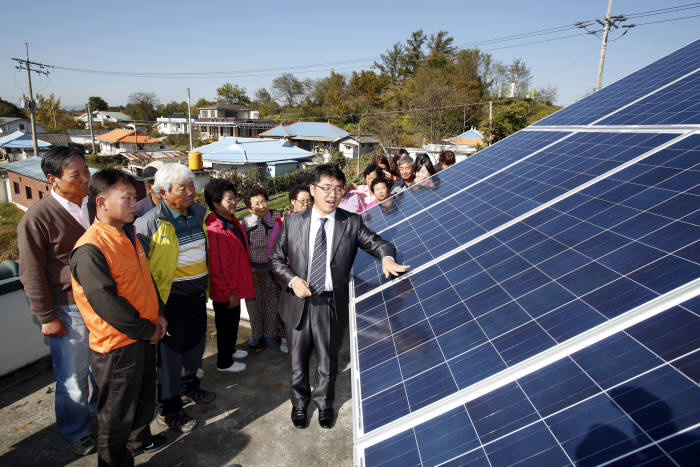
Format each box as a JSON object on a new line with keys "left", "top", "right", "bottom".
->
{"left": 0, "top": 316, "right": 354, "bottom": 466}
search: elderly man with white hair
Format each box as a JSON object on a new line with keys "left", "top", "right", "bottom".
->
{"left": 135, "top": 163, "right": 215, "bottom": 433}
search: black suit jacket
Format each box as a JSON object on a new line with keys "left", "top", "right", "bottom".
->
{"left": 270, "top": 207, "right": 396, "bottom": 329}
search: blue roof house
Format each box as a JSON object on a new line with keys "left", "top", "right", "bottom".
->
{"left": 0, "top": 131, "right": 52, "bottom": 161}
{"left": 259, "top": 121, "right": 350, "bottom": 152}
{"left": 196, "top": 137, "right": 312, "bottom": 176}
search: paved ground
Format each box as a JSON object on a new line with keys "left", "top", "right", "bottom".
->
{"left": 0, "top": 316, "right": 354, "bottom": 466}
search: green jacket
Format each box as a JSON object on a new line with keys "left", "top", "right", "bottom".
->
{"left": 134, "top": 201, "right": 209, "bottom": 302}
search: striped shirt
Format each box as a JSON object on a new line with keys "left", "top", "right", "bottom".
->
{"left": 165, "top": 203, "right": 208, "bottom": 296}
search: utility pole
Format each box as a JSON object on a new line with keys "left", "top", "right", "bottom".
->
{"left": 575, "top": 1, "right": 633, "bottom": 92}
{"left": 187, "top": 87, "right": 193, "bottom": 151}
{"left": 488, "top": 101, "right": 493, "bottom": 146}
{"left": 11, "top": 43, "right": 49, "bottom": 158}
{"left": 87, "top": 103, "right": 96, "bottom": 155}
{"left": 356, "top": 120, "right": 361, "bottom": 178}
{"left": 595, "top": 0, "right": 614, "bottom": 91}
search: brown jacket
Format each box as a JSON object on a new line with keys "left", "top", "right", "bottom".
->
{"left": 18, "top": 194, "right": 95, "bottom": 324}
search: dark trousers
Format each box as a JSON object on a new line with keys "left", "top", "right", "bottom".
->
{"left": 90, "top": 341, "right": 156, "bottom": 467}
{"left": 286, "top": 293, "right": 344, "bottom": 410}
{"left": 157, "top": 293, "right": 207, "bottom": 415}
{"left": 213, "top": 301, "right": 241, "bottom": 369}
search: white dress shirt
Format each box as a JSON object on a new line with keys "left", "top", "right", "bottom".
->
{"left": 51, "top": 189, "right": 90, "bottom": 230}
{"left": 306, "top": 208, "right": 335, "bottom": 292}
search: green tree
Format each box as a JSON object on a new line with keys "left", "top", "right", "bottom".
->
{"left": 482, "top": 100, "right": 530, "bottom": 142}
{"left": 88, "top": 96, "right": 109, "bottom": 111}
{"left": 0, "top": 97, "right": 24, "bottom": 117}
{"left": 399, "top": 30, "right": 427, "bottom": 78}
{"left": 156, "top": 101, "right": 188, "bottom": 116}
{"left": 374, "top": 42, "right": 404, "bottom": 84}
{"left": 272, "top": 73, "right": 305, "bottom": 107}
{"left": 193, "top": 98, "right": 214, "bottom": 115}
{"left": 216, "top": 83, "right": 251, "bottom": 106}
{"left": 427, "top": 30, "right": 456, "bottom": 67}
{"left": 313, "top": 71, "right": 348, "bottom": 117}
{"left": 126, "top": 92, "right": 159, "bottom": 122}
{"left": 328, "top": 150, "right": 347, "bottom": 169}
{"left": 253, "top": 87, "right": 280, "bottom": 116}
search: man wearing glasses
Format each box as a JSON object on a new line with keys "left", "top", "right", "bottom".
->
{"left": 271, "top": 164, "right": 409, "bottom": 429}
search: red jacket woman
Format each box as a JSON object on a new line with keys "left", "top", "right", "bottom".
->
{"left": 204, "top": 178, "right": 256, "bottom": 372}
{"left": 206, "top": 212, "right": 255, "bottom": 303}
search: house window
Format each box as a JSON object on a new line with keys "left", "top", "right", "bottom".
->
{"left": 202, "top": 111, "right": 208, "bottom": 117}
{"left": 13, "top": 182, "right": 19, "bottom": 194}
{"left": 19, "top": 124, "right": 25, "bottom": 130}
{"left": 39, "top": 191, "right": 45, "bottom": 199}
{"left": 25, "top": 186, "right": 32, "bottom": 199}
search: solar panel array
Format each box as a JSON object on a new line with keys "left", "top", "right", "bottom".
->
{"left": 349, "top": 39, "right": 700, "bottom": 466}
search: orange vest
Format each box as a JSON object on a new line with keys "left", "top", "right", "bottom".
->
{"left": 71, "top": 219, "right": 159, "bottom": 353}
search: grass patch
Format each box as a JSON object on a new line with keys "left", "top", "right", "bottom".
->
{"left": 0, "top": 203, "right": 24, "bottom": 262}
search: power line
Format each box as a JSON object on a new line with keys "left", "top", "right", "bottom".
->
{"left": 624, "top": 2, "right": 700, "bottom": 19}
{"left": 632, "top": 12, "right": 700, "bottom": 25}
{"left": 10, "top": 2, "right": 699, "bottom": 82}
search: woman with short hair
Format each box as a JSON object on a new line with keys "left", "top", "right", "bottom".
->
{"left": 436, "top": 150, "right": 456, "bottom": 171}
{"left": 241, "top": 186, "right": 284, "bottom": 351}
{"left": 204, "top": 179, "right": 255, "bottom": 372}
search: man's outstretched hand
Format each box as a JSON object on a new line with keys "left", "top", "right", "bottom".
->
{"left": 382, "top": 257, "right": 410, "bottom": 278}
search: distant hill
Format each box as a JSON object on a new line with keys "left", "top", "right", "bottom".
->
{"left": 0, "top": 97, "right": 24, "bottom": 118}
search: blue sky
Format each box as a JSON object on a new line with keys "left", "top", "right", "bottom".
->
{"left": 2, "top": 0, "right": 698, "bottom": 112}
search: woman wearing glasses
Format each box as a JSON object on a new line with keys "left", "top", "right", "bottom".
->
{"left": 241, "top": 186, "right": 284, "bottom": 351}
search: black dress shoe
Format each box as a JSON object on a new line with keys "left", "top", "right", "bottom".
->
{"left": 318, "top": 408, "right": 334, "bottom": 429}
{"left": 129, "top": 433, "right": 168, "bottom": 456}
{"left": 291, "top": 406, "right": 307, "bottom": 428}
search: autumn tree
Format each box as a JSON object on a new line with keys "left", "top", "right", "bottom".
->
{"left": 35, "top": 93, "right": 62, "bottom": 128}
{"left": 313, "top": 71, "right": 349, "bottom": 117}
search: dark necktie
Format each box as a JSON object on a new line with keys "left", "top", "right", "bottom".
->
{"left": 308, "top": 218, "right": 327, "bottom": 294}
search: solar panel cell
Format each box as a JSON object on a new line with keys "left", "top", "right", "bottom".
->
{"left": 353, "top": 41, "right": 699, "bottom": 466}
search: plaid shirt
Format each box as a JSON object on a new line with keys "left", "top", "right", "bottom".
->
{"left": 242, "top": 210, "right": 282, "bottom": 264}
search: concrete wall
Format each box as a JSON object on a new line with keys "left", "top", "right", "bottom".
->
{"left": 0, "top": 288, "right": 51, "bottom": 376}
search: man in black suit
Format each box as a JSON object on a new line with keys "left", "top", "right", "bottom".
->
{"left": 271, "top": 164, "right": 409, "bottom": 429}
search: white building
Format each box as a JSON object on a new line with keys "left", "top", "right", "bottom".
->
{"left": 97, "top": 129, "right": 169, "bottom": 155}
{"left": 0, "top": 117, "right": 46, "bottom": 135}
{"left": 77, "top": 110, "right": 132, "bottom": 125}
{"left": 156, "top": 113, "right": 197, "bottom": 135}
{"left": 195, "top": 103, "right": 274, "bottom": 140}
{"left": 337, "top": 134, "right": 381, "bottom": 159}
